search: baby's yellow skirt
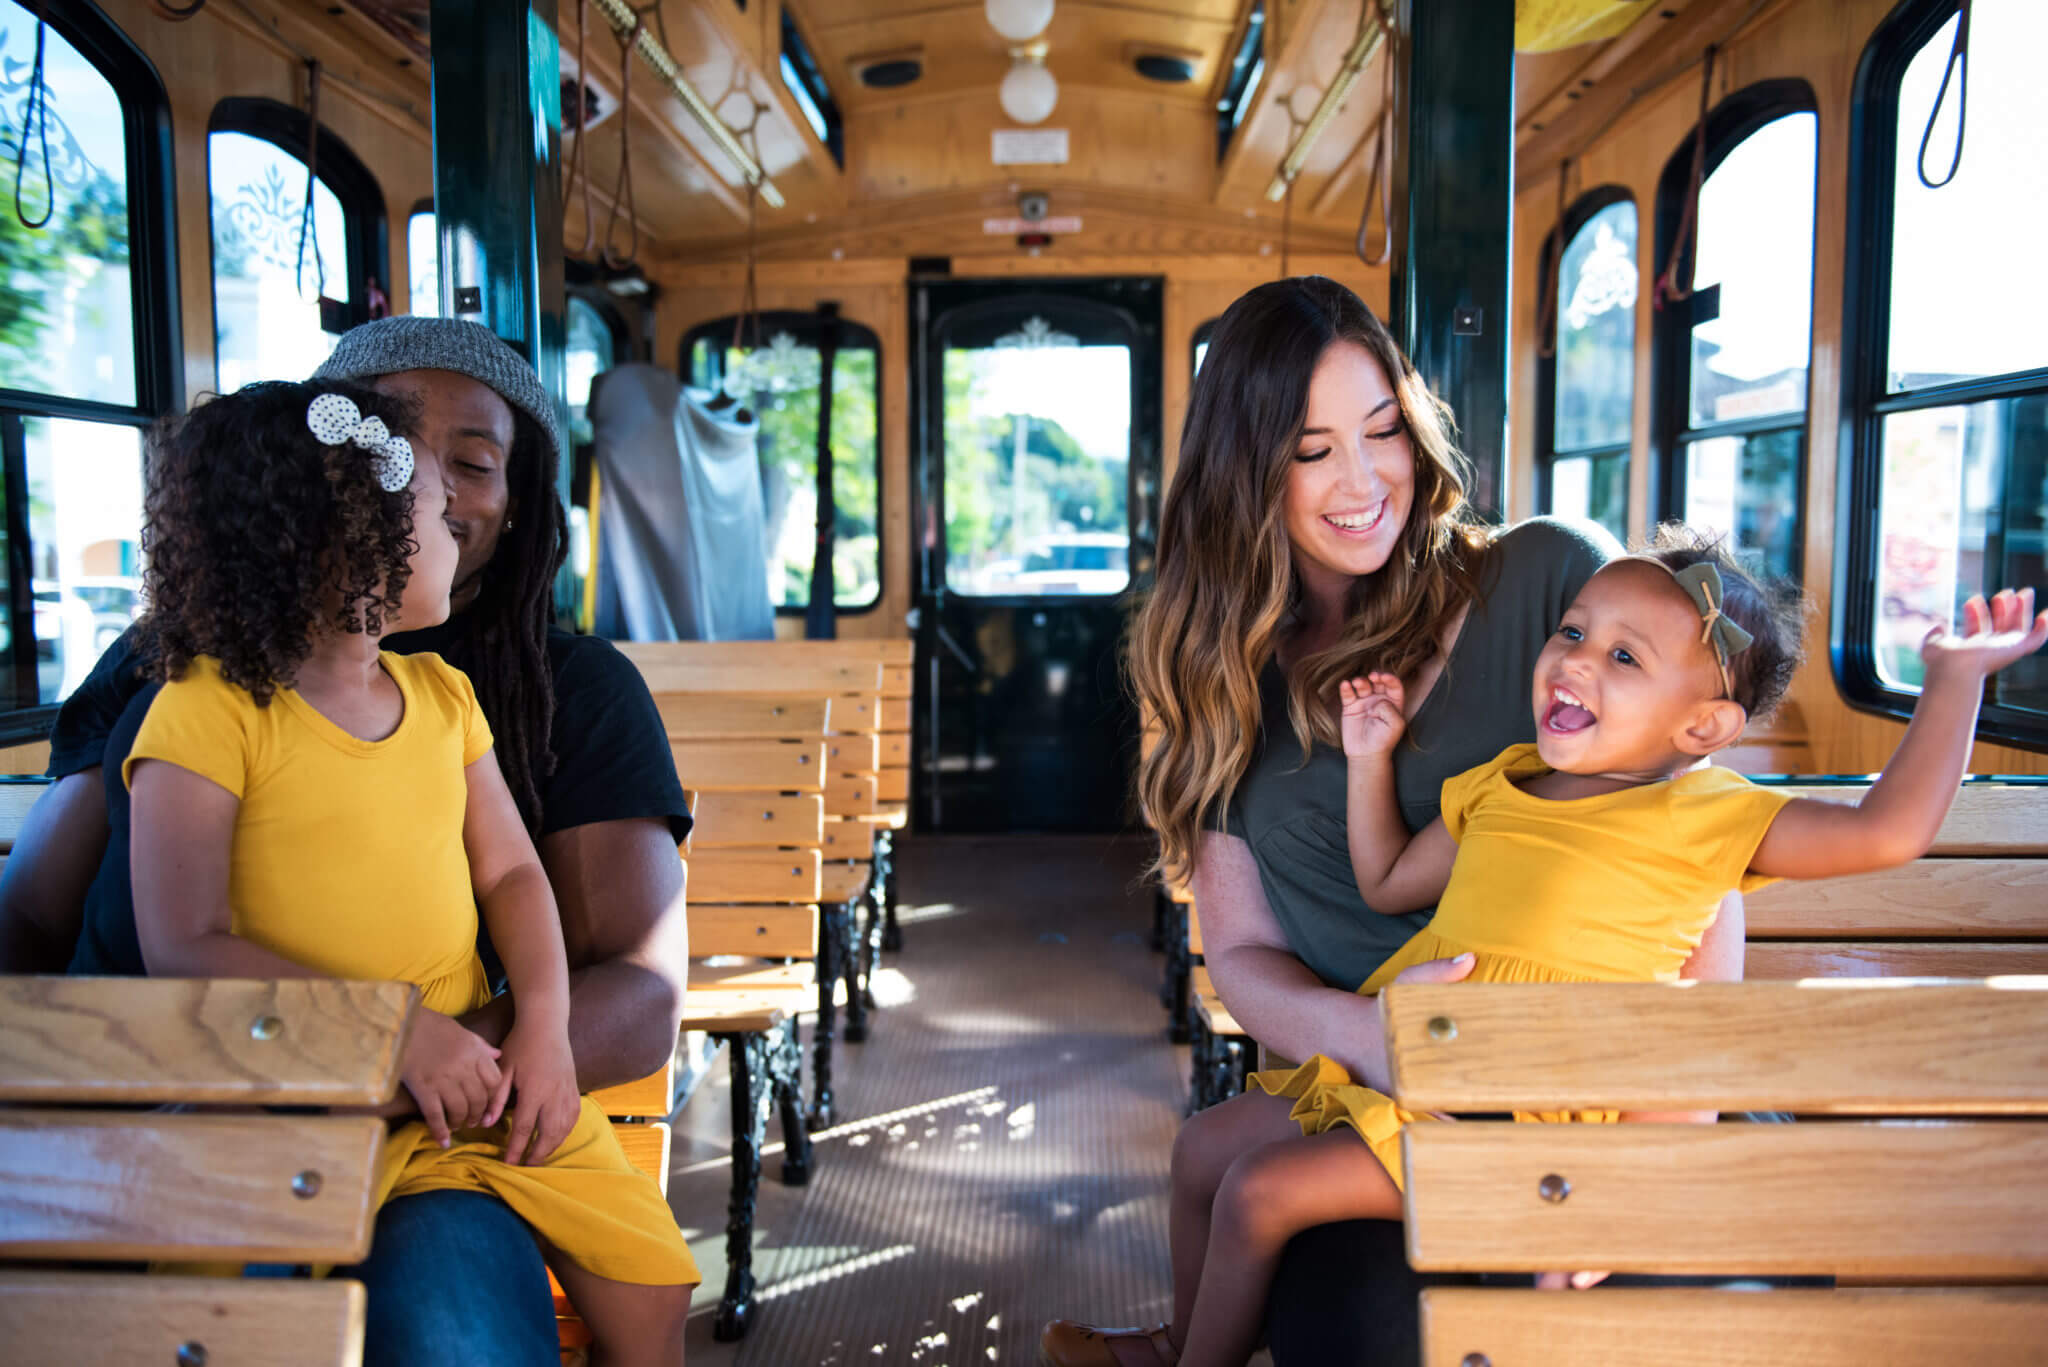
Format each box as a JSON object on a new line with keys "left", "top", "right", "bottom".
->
{"left": 1248, "top": 1055, "right": 1619, "bottom": 1194}
{"left": 378, "top": 1096, "right": 699, "bottom": 1286}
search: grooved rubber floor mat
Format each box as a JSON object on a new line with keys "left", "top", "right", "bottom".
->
{"left": 675, "top": 834, "right": 1188, "bottom": 1366}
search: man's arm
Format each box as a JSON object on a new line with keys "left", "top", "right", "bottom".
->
{"left": 0, "top": 769, "right": 107, "bottom": 971}
{"left": 458, "top": 817, "right": 687, "bottom": 1092}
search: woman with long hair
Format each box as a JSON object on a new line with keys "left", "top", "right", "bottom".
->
{"left": 1045, "top": 277, "right": 1743, "bottom": 1365}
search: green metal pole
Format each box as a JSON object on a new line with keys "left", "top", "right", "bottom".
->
{"left": 427, "top": 0, "right": 573, "bottom": 611}
{"left": 1388, "top": 0, "right": 1514, "bottom": 522}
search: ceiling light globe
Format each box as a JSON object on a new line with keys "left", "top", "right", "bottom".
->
{"left": 999, "top": 60, "right": 1059, "bottom": 124}
{"left": 985, "top": 0, "right": 1054, "bottom": 43}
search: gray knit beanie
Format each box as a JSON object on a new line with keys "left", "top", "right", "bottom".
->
{"left": 311, "top": 316, "right": 563, "bottom": 466}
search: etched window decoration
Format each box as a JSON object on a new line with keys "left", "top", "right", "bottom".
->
{"left": 1556, "top": 201, "right": 1636, "bottom": 454}
{"left": 944, "top": 320, "right": 1131, "bottom": 597}
{"left": 0, "top": 3, "right": 136, "bottom": 407}
{"left": 209, "top": 129, "right": 353, "bottom": 391}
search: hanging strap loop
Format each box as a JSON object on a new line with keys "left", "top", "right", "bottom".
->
{"left": 1354, "top": 8, "right": 1396, "bottom": 269}
{"left": 601, "top": 9, "right": 645, "bottom": 270}
{"left": 1654, "top": 44, "right": 1715, "bottom": 311}
{"left": 295, "top": 60, "right": 329, "bottom": 302}
{"left": 13, "top": 1, "right": 52, "bottom": 231}
{"left": 565, "top": 0, "right": 596, "bottom": 257}
{"left": 1535, "top": 159, "right": 1572, "bottom": 360}
{"left": 1916, "top": 0, "right": 1971, "bottom": 190}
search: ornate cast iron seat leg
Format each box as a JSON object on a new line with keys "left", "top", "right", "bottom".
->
{"left": 811, "top": 902, "right": 850, "bottom": 1126}
{"left": 770, "top": 1017, "right": 814, "bottom": 1187}
{"left": 714, "top": 1031, "right": 772, "bottom": 1342}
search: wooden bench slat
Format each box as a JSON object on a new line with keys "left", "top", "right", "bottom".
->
{"left": 657, "top": 694, "right": 830, "bottom": 740}
{"left": 827, "top": 694, "right": 882, "bottom": 734}
{"left": 1747, "top": 941, "right": 2048, "bottom": 979}
{"left": 879, "top": 698, "right": 911, "bottom": 732}
{"left": 826, "top": 734, "right": 881, "bottom": 774}
{"left": 880, "top": 734, "right": 909, "bottom": 767}
{"left": 0, "top": 1112, "right": 385, "bottom": 1263}
{"left": 668, "top": 740, "right": 823, "bottom": 794}
{"left": 1383, "top": 981, "right": 2048, "bottom": 1114}
{"left": 877, "top": 769, "right": 908, "bottom": 802}
{"left": 688, "top": 905, "right": 819, "bottom": 959}
{"left": 1746, "top": 859, "right": 2048, "bottom": 938}
{"left": 690, "top": 961, "right": 817, "bottom": 994}
{"left": 0, "top": 978, "right": 415, "bottom": 1106}
{"left": 611, "top": 1121, "right": 670, "bottom": 1192}
{"left": 1419, "top": 1286, "right": 2048, "bottom": 1367}
{"left": 1402, "top": 1121, "right": 2048, "bottom": 1277}
{"left": 822, "top": 816, "right": 876, "bottom": 859}
{"left": 687, "top": 792, "right": 825, "bottom": 848}
{"left": 680, "top": 988, "right": 807, "bottom": 1035}
{"left": 587, "top": 1057, "right": 673, "bottom": 1120}
{"left": 0, "top": 1271, "right": 366, "bottom": 1367}
{"left": 0, "top": 778, "right": 46, "bottom": 855}
{"left": 820, "top": 862, "right": 872, "bottom": 906}
{"left": 1187, "top": 905, "right": 1203, "bottom": 956}
{"left": 688, "top": 850, "right": 822, "bottom": 904}
{"left": 1769, "top": 783, "right": 2048, "bottom": 856}
{"left": 618, "top": 642, "right": 884, "bottom": 695}
{"left": 825, "top": 770, "right": 877, "bottom": 816}
{"left": 859, "top": 802, "right": 909, "bottom": 830}
{"left": 881, "top": 665, "right": 912, "bottom": 700}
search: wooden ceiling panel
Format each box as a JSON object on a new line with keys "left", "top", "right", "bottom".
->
{"left": 799, "top": 2, "right": 1241, "bottom": 111}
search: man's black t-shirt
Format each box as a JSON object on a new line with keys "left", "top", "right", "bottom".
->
{"left": 50, "top": 621, "right": 692, "bottom": 976}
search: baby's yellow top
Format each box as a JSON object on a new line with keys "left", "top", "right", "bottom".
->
{"left": 1426, "top": 743, "right": 1794, "bottom": 981}
{"left": 125, "top": 652, "right": 493, "bottom": 1016}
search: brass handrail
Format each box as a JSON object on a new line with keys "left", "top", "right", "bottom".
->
{"left": 1265, "top": 7, "right": 1389, "bottom": 203}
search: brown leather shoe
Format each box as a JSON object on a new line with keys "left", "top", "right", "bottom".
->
{"left": 1038, "top": 1319, "right": 1178, "bottom": 1367}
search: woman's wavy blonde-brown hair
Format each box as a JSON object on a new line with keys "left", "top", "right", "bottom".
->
{"left": 1129, "top": 276, "right": 1487, "bottom": 888}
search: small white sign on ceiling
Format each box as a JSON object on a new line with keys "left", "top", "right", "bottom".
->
{"left": 992, "top": 129, "right": 1070, "bottom": 165}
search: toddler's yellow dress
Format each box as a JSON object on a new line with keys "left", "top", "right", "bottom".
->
{"left": 1249, "top": 743, "right": 1792, "bottom": 1190}
{"left": 128, "top": 653, "right": 697, "bottom": 1286}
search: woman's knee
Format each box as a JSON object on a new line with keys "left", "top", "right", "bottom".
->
{"left": 1173, "top": 1091, "right": 1287, "bottom": 1199}
{"left": 1210, "top": 1142, "right": 1322, "bottom": 1249}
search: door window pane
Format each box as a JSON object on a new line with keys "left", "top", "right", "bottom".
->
{"left": 1689, "top": 113, "right": 1815, "bottom": 427}
{"left": 943, "top": 322, "right": 1131, "bottom": 597}
{"left": 1556, "top": 200, "right": 1636, "bottom": 453}
{"left": 1683, "top": 428, "right": 1801, "bottom": 580}
{"left": 407, "top": 209, "right": 439, "bottom": 317}
{"left": 0, "top": 3, "right": 135, "bottom": 406}
{"left": 1548, "top": 452, "right": 1627, "bottom": 543}
{"left": 1872, "top": 395, "right": 2046, "bottom": 712}
{"left": 713, "top": 333, "right": 880, "bottom": 611}
{"left": 565, "top": 296, "right": 613, "bottom": 447}
{"left": 209, "top": 129, "right": 352, "bottom": 391}
{"left": 1887, "top": 1, "right": 2048, "bottom": 391}
{"left": 5, "top": 417, "right": 144, "bottom": 708}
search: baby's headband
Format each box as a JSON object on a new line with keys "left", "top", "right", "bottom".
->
{"left": 1624, "top": 557, "right": 1754, "bottom": 702}
{"left": 306, "top": 392, "right": 415, "bottom": 493}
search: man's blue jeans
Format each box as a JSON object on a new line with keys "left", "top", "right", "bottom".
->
{"left": 335, "top": 1190, "right": 557, "bottom": 1367}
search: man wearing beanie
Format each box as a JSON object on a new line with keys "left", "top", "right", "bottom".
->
{"left": 0, "top": 317, "right": 693, "bottom": 1367}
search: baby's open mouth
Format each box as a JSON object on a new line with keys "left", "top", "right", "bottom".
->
{"left": 1542, "top": 685, "right": 1596, "bottom": 734}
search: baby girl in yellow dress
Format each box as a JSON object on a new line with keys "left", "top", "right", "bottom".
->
{"left": 1045, "top": 527, "right": 2047, "bottom": 1367}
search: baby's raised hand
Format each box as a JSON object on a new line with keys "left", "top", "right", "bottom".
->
{"left": 1339, "top": 673, "right": 1407, "bottom": 759}
{"left": 1922, "top": 588, "right": 2048, "bottom": 682}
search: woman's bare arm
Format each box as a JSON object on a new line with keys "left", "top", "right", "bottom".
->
{"left": 1193, "top": 830, "right": 1471, "bottom": 1092}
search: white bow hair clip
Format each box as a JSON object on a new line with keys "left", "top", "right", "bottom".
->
{"left": 306, "top": 392, "right": 416, "bottom": 493}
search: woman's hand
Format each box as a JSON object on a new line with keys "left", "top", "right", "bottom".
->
{"left": 399, "top": 1008, "right": 504, "bottom": 1148}
{"left": 1339, "top": 673, "right": 1407, "bottom": 760}
{"left": 492, "top": 1019, "right": 583, "bottom": 1166}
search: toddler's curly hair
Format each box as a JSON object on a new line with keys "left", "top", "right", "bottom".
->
{"left": 139, "top": 379, "right": 422, "bottom": 705}
{"left": 1638, "top": 523, "right": 1807, "bottom": 721}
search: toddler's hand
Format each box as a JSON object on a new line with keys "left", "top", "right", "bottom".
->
{"left": 491, "top": 1020, "right": 583, "bottom": 1166}
{"left": 398, "top": 1009, "right": 503, "bottom": 1149}
{"left": 1921, "top": 587, "right": 2048, "bottom": 682}
{"left": 1339, "top": 673, "right": 1407, "bottom": 759}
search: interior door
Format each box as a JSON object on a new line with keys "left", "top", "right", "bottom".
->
{"left": 910, "top": 277, "right": 1162, "bottom": 832}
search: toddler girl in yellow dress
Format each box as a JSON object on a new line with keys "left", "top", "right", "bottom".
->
{"left": 124, "top": 380, "right": 696, "bottom": 1365}
{"left": 1046, "top": 527, "right": 2047, "bottom": 1367}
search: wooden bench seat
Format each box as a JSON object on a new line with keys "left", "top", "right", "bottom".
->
{"left": 1386, "top": 922, "right": 2048, "bottom": 1364}
{"left": 0, "top": 976, "right": 420, "bottom": 1367}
